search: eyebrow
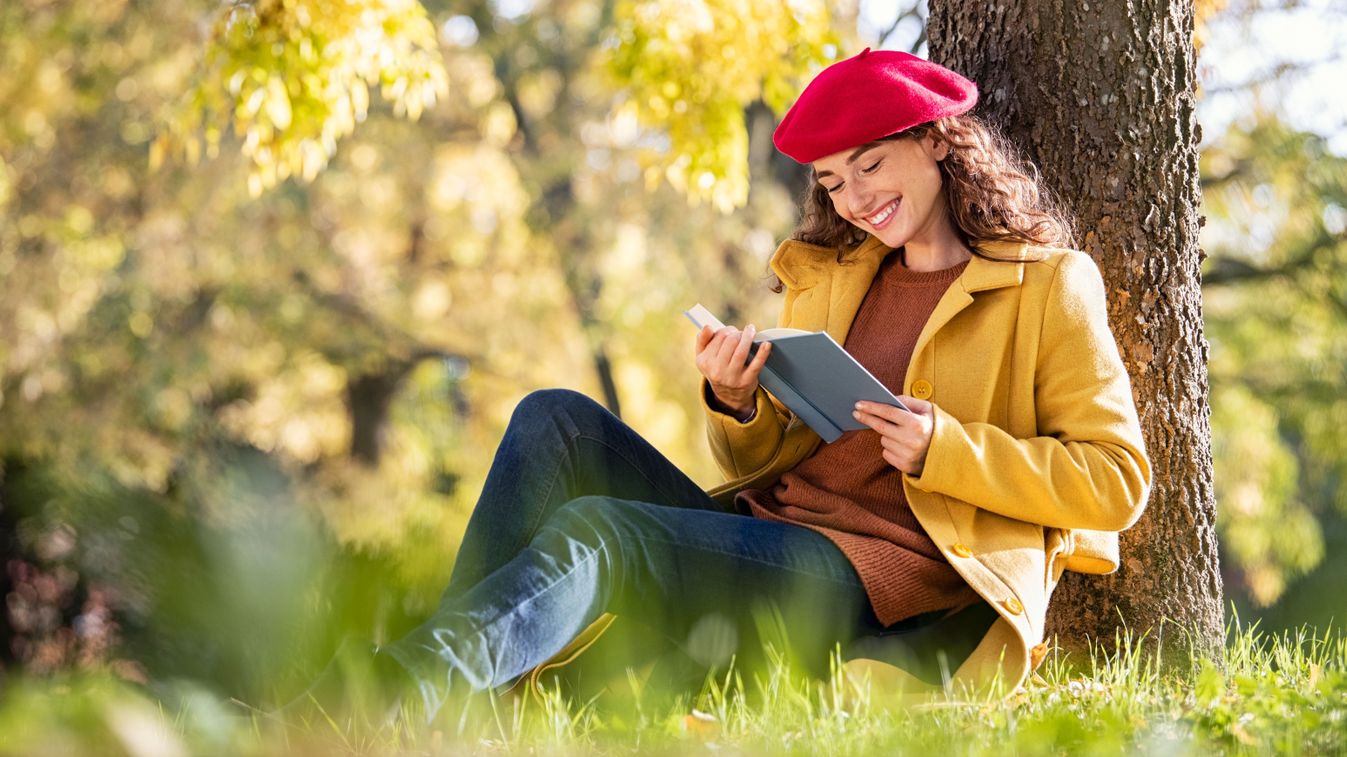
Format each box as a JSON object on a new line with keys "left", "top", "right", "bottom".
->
{"left": 813, "top": 143, "right": 883, "bottom": 180}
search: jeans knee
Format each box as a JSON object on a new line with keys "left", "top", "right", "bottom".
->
{"left": 513, "top": 388, "right": 604, "bottom": 432}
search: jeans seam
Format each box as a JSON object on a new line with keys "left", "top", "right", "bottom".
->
{"left": 540, "top": 519, "right": 862, "bottom": 591}
{"left": 516, "top": 427, "right": 702, "bottom": 559}
{"left": 519, "top": 453, "right": 564, "bottom": 558}
{"left": 572, "top": 432, "right": 715, "bottom": 512}
{"left": 469, "top": 423, "right": 711, "bottom": 590}
{"left": 634, "top": 533, "right": 864, "bottom": 589}
{"left": 396, "top": 541, "right": 603, "bottom": 695}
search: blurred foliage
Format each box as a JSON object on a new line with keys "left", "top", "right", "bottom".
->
{"left": 155, "top": 0, "right": 450, "bottom": 196}
{"left": 0, "top": 0, "right": 843, "bottom": 701}
{"left": 607, "top": 0, "right": 836, "bottom": 211}
{"left": 1201, "top": 114, "right": 1347, "bottom": 610}
{"left": 0, "top": 454, "right": 340, "bottom": 697}
{"left": 1193, "top": 0, "right": 1230, "bottom": 52}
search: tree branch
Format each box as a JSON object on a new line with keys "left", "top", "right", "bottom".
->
{"left": 1202, "top": 52, "right": 1344, "bottom": 96}
{"left": 876, "top": 5, "right": 922, "bottom": 47}
{"left": 1202, "top": 230, "right": 1345, "bottom": 287}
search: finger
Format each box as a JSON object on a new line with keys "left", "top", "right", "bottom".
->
{"left": 853, "top": 408, "right": 895, "bottom": 436}
{"left": 896, "top": 395, "right": 932, "bottom": 416}
{"left": 883, "top": 430, "right": 923, "bottom": 456}
{"left": 888, "top": 433, "right": 922, "bottom": 453}
{"left": 702, "top": 328, "right": 729, "bottom": 363}
{"left": 730, "top": 324, "right": 756, "bottom": 368}
{"left": 710, "top": 326, "right": 737, "bottom": 349}
{"left": 714, "top": 327, "right": 742, "bottom": 363}
{"left": 884, "top": 446, "right": 918, "bottom": 472}
{"left": 855, "top": 400, "right": 908, "bottom": 424}
{"left": 881, "top": 448, "right": 911, "bottom": 473}
{"left": 854, "top": 409, "right": 877, "bottom": 429}
{"left": 746, "top": 339, "right": 772, "bottom": 374}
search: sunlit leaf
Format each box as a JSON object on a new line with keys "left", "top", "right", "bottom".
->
{"left": 607, "top": 0, "right": 836, "bottom": 210}
{"left": 159, "top": 0, "right": 450, "bottom": 194}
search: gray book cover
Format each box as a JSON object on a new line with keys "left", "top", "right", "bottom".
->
{"left": 685, "top": 304, "right": 911, "bottom": 443}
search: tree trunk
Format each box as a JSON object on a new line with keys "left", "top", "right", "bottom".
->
{"left": 485, "top": 1, "right": 627, "bottom": 420}
{"left": 348, "top": 368, "right": 406, "bottom": 466}
{"left": 929, "top": 0, "right": 1224, "bottom": 662}
{"left": 347, "top": 350, "right": 458, "bottom": 466}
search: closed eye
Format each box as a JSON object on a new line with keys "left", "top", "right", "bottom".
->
{"left": 824, "top": 183, "right": 843, "bottom": 194}
{"left": 859, "top": 160, "right": 882, "bottom": 175}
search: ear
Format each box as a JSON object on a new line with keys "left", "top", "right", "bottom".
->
{"left": 926, "top": 135, "right": 950, "bottom": 162}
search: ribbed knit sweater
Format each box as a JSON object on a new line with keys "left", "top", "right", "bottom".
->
{"left": 737, "top": 253, "right": 981, "bottom": 627}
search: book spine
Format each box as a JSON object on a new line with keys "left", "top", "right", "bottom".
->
{"left": 756, "top": 363, "right": 843, "bottom": 443}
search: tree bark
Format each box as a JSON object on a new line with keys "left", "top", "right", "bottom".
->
{"left": 929, "top": 0, "right": 1224, "bottom": 661}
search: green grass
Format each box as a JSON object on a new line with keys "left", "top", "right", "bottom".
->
{"left": 2, "top": 619, "right": 1345, "bottom": 756}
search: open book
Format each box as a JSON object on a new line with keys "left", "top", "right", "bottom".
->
{"left": 685, "top": 303, "right": 911, "bottom": 443}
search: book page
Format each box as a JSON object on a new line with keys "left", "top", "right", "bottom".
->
{"left": 683, "top": 304, "right": 809, "bottom": 341}
{"left": 756, "top": 327, "right": 810, "bottom": 340}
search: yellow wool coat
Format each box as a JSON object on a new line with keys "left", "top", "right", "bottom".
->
{"left": 696, "top": 235, "right": 1152, "bottom": 695}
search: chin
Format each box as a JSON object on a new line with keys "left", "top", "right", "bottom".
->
{"left": 873, "top": 229, "right": 912, "bottom": 250}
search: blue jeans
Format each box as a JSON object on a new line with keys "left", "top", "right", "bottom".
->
{"left": 378, "top": 388, "right": 894, "bottom": 718}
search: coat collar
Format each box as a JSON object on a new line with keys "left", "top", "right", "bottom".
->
{"left": 769, "top": 235, "right": 1031, "bottom": 292}
{"left": 769, "top": 235, "right": 1034, "bottom": 351}
{"left": 965, "top": 240, "right": 1031, "bottom": 290}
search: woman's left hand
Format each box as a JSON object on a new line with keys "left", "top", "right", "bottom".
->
{"left": 852, "top": 397, "right": 935, "bottom": 476}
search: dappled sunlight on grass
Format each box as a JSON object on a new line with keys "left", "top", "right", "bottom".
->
{"left": 3, "top": 617, "right": 1344, "bottom": 755}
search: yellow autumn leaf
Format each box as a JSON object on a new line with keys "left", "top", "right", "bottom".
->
{"left": 265, "top": 77, "right": 292, "bottom": 130}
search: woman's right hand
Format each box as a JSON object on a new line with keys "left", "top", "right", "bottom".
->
{"left": 694, "top": 324, "right": 773, "bottom": 416}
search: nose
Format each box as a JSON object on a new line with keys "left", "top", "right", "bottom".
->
{"left": 848, "top": 177, "right": 876, "bottom": 216}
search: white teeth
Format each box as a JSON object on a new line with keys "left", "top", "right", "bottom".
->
{"left": 867, "top": 199, "right": 899, "bottom": 225}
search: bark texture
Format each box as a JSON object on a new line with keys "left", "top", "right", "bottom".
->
{"left": 929, "top": 0, "right": 1223, "bottom": 661}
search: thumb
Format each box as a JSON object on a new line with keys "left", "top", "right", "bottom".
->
{"left": 695, "top": 324, "right": 715, "bottom": 355}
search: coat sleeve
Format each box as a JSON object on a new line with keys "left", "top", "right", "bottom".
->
{"left": 906, "top": 251, "right": 1153, "bottom": 532}
{"left": 700, "top": 380, "right": 791, "bottom": 480}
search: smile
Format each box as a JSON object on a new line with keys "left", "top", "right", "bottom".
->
{"left": 866, "top": 198, "right": 901, "bottom": 227}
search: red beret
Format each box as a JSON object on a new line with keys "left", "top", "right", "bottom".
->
{"left": 773, "top": 48, "right": 979, "bottom": 164}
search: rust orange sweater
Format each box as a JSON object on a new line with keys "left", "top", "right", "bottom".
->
{"left": 737, "top": 253, "right": 980, "bottom": 626}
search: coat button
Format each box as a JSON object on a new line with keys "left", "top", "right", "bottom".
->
{"left": 911, "top": 380, "right": 933, "bottom": 400}
{"left": 950, "top": 542, "right": 973, "bottom": 558}
{"left": 1002, "top": 597, "right": 1024, "bottom": 615}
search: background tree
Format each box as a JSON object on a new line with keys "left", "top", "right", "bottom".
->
{"left": 928, "top": 0, "right": 1225, "bottom": 660}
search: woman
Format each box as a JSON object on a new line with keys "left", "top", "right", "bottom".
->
{"left": 305, "top": 49, "right": 1151, "bottom": 722}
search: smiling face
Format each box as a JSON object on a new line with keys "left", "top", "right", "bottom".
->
{"left": 811, "top": 134, "right": 953, "bottom": 251}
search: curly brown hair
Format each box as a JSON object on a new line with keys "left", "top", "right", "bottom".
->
{"left": 770, "top": 115, "right": 1076, "bottom": 293}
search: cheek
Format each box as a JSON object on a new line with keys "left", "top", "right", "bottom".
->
{"left": 910, "top": 164, "right": 944, "bottom": 202}
{"left": 828, "top": 194, "right": 852, "bottom": 220}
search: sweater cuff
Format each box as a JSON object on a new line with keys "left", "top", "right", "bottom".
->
{"left": 702, "top": 381, "right": 757, "bottom": 425}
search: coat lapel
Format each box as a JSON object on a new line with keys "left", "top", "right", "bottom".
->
{"left": 769, "top": 236, "right": 895, "bottom": 342}
{"left": 771, "top": 236, "right": 1031, "bottom": 359}
{"left": 910, "top": 243, "right": 1028, "bottom": 361}
{"left": 823, "top": 237, "right": 894, "bottom": 345}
